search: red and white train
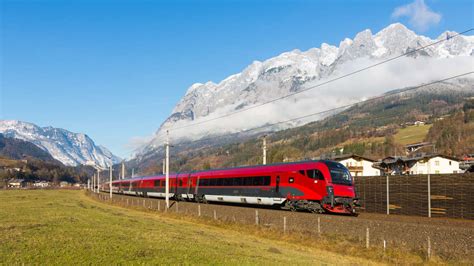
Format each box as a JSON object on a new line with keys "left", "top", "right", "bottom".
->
{"left": 104, "top": 160, "right": 359, "bottom": 214}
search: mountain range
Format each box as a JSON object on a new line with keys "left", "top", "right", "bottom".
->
{"left": 137, "top": 23, "right": 474, "bottom": 158}
{"left": 0, "top": 120, "right": 121, "bottom": 167}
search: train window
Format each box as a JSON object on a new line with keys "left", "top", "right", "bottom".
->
{"left": 263, "top": 176, "right": 270, "bottom": 185}
{"left": 252, "top": 176, "right": 261, "bottom": 186}
{"left": 209, "top": 178, "right": 217, "bottom": 186}
{"left": 154, "top": 180, "right": 160, "bottom": 187}
{"left": 216, "top": 178, "right": 224, "bottom": 186}
{"left": 307, "top": 169, "right": 325, "bottom": 180}
{"left": 179, "top": 180, "right": 183, "bottom": 187}
{"left": 223, "top": 178, "right": 232, "bottom": 186}
{"left": 233, "top": 178, "right": 242, "bottom": 186}
{"left": 299, "top": 170, "right": 305, "bottom": 176}
{"left": 244, "top": 177, "right": 253, "bottom": 186}
{"left": 200, "top": 179, "right": 209, "bottom": 186}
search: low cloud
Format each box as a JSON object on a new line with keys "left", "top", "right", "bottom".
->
{"left": 145, "top": 56, "right": 472, "bottom": 149}
{"left": 392, "top": 0, "right": 442, "bottom": 32}
{"left": 125, "top": 135, "right": 155, "bottom": 157}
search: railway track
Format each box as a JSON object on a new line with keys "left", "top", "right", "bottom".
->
{"left": 92, "top": 191, "right": 474, "bottom": 260}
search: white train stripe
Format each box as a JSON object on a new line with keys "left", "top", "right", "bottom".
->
{"left": 204, "top": 195, "right": 285, "bottom": 206}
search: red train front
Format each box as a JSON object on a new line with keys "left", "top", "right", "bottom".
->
{"left": 107, "top": 160, "right": 359, "bottom": 215}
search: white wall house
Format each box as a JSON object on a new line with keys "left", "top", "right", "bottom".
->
{"left": 334, "top": 154, "right": 380, "bottom": 176}
{"left": 408, "top": 155, "right": 462, "bottom": 174}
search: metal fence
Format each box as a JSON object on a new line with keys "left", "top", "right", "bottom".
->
{"left": 354, "top": 173, "right": 474, "bottom": 219}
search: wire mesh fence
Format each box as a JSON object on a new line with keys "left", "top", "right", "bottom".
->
{"left": 355, "top": 173, "right": 474, "bottom": 219}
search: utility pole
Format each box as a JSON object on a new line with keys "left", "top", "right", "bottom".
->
{"left": 262, "top": 135, "right": 267, "bottom": 165}
{"left": 109, "top": 165, "right": 113, "bottom": 199}
{"left": 97, "top": 169, "right": 100, "bottom": 193}
{"left": 87, "top": 179, "right": 90, "bottom": 190}
{"left": 92, "top": 173, "right": 95, "bottom": 192}
{"left": 162, "top": 159, "right": 165, "bottom": 175}
{"left": 132, "top": 168, "right": 135, "bottom": 178}
{"left": 121, "top": 161, "right": 125, "bottom": 180}
{"left": 165, "top": 130, "right": 170, "bottom": 209}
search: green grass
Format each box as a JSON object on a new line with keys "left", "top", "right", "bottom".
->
{"left": 0, "top": 190, "right": 380, "bottom": 265}
{"left": 394, "top": 124, "right": 432, "bottom": 145}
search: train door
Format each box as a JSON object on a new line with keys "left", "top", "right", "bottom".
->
{"left": 185, "top": 172, "right": 193, "bottom": 200}
{"left": 174, "top": 173, "right": 180, "bottom": 199}
{"left": 274, "top": 173, "right": 285, "bottom": 197}
{"left": 306, "top": 169, "right": 326, "bottom": 199}
{"left": 276, "top": 175, "right": 280, "bottom": 194}
{"left": 194, "top": 176, "right": 201, "bottom": 202}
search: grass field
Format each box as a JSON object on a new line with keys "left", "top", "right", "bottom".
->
{"left": 394, "top": 124, "right": 432, "bottom": 145}
{"left": 0, "top": 190, "right": 381, "bottom": 265}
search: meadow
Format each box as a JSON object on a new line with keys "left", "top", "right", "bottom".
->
{"left": 394, "top": 124, "right": 432, "bottom": 145}
{"left": 0, "top": 190, "right": 380, "bottom": 265}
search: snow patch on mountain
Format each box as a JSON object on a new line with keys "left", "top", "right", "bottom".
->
{"left": 0, "top": 120, "right": 121, "bottom": 167}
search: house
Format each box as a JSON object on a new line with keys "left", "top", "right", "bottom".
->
{"left": 8, "top": 179, "right": 26, "bottom": 188}
{"left": 59, "top": 181, "right": 71, "bottom": 187}
{"left": 332, "top": 154, "right": 381, "bottom": 176}
{"left": 33, "top": 181, "right": 50, "bottom": 188}
{"left": 379, "top": 154, "right": 462, "bottom": 175}
{"left": 460, "top": 154, "right": 474, "bottom": 172}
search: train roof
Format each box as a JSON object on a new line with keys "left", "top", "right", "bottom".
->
{"left": 115, "top": 159, "right": 343, "bottom": 182}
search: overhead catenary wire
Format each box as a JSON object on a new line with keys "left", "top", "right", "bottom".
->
{"left": 150, "top": 71, "right": 474, "bottom": 148}
{"left": 152, "top": 28, "right": 473, "bottom": 138}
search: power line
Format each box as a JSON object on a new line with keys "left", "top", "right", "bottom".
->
{"left": 153, "top": 28, "right": 473, "bottom": 136}
{"left": 149, "top": 71, "right": 474, "bottom": 148}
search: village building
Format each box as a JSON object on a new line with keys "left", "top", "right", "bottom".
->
{"left": 379, "top": 154, "right": 462, "bottom": 175}
{"left": 8, "top": 179, "right": 26, "bottom": 188}
{"left": 59, "top": 181, "right": 71, "bottom": 187}
{"left": 332, "top": 154, "right": 381, "bottom": 176}
{"left": 33, "top": 181, "right": 50, "bottom": 188}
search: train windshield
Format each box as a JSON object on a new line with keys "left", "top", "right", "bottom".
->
{"left": 325, "top": 161, "right": 353, "bottom": 186}
{"left": 330, "top": 169, "right": 352, "bottom": 185}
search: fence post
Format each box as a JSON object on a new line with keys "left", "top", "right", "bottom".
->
{"left": 158, "top": 201, "right": 160, "bottom": 211}
{"left": 198, "top": 205, "right": 201, "bottom": 217}
{"left": 427, "top": 236, "right": 431, "bottom": 260}
{"left": 318, "top": 217, "right": 321, "bottom": 235}
{"left": 428, "top": 172, "right": 431, "bottom": 218}
{"left": 383, "top": 239, "right": 386, "bottom": 252}
{"left": 283, "top": 216, "right": 287, "bottom": 234}
{"left": 255, "top": 210, "right": 259, "bottom": 225}
{"left": 213, "top": 210, "right": 217, "bottom": 220}
{"left": 386, "top": 175, "right": 390, "bottom": 215}
{"left": 366, "top": 227, "right": 370, "bottom": 249}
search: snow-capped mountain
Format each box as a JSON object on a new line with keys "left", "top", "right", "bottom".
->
{"left": 0, "top": 120, "right": 121, "bottom": 167}
{"left": 139, "top": 23, "right": 474, "bottom": 155}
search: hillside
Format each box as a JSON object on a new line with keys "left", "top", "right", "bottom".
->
{"left": 0, "top": 133, "right": 59, "bottom": 163}
{"left": 0, "top": 120, "right": 121, "bottom": 167}
{"left": 130, "top": 86, "right": 474, "bottom": 175}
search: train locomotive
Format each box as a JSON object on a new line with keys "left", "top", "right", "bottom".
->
{"left": 105, "top": 160, "right": 359, "bottom": 215}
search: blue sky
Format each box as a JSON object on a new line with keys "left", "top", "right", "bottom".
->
{"left": 1, "top": 0, "right": 473, "bottom": 158}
